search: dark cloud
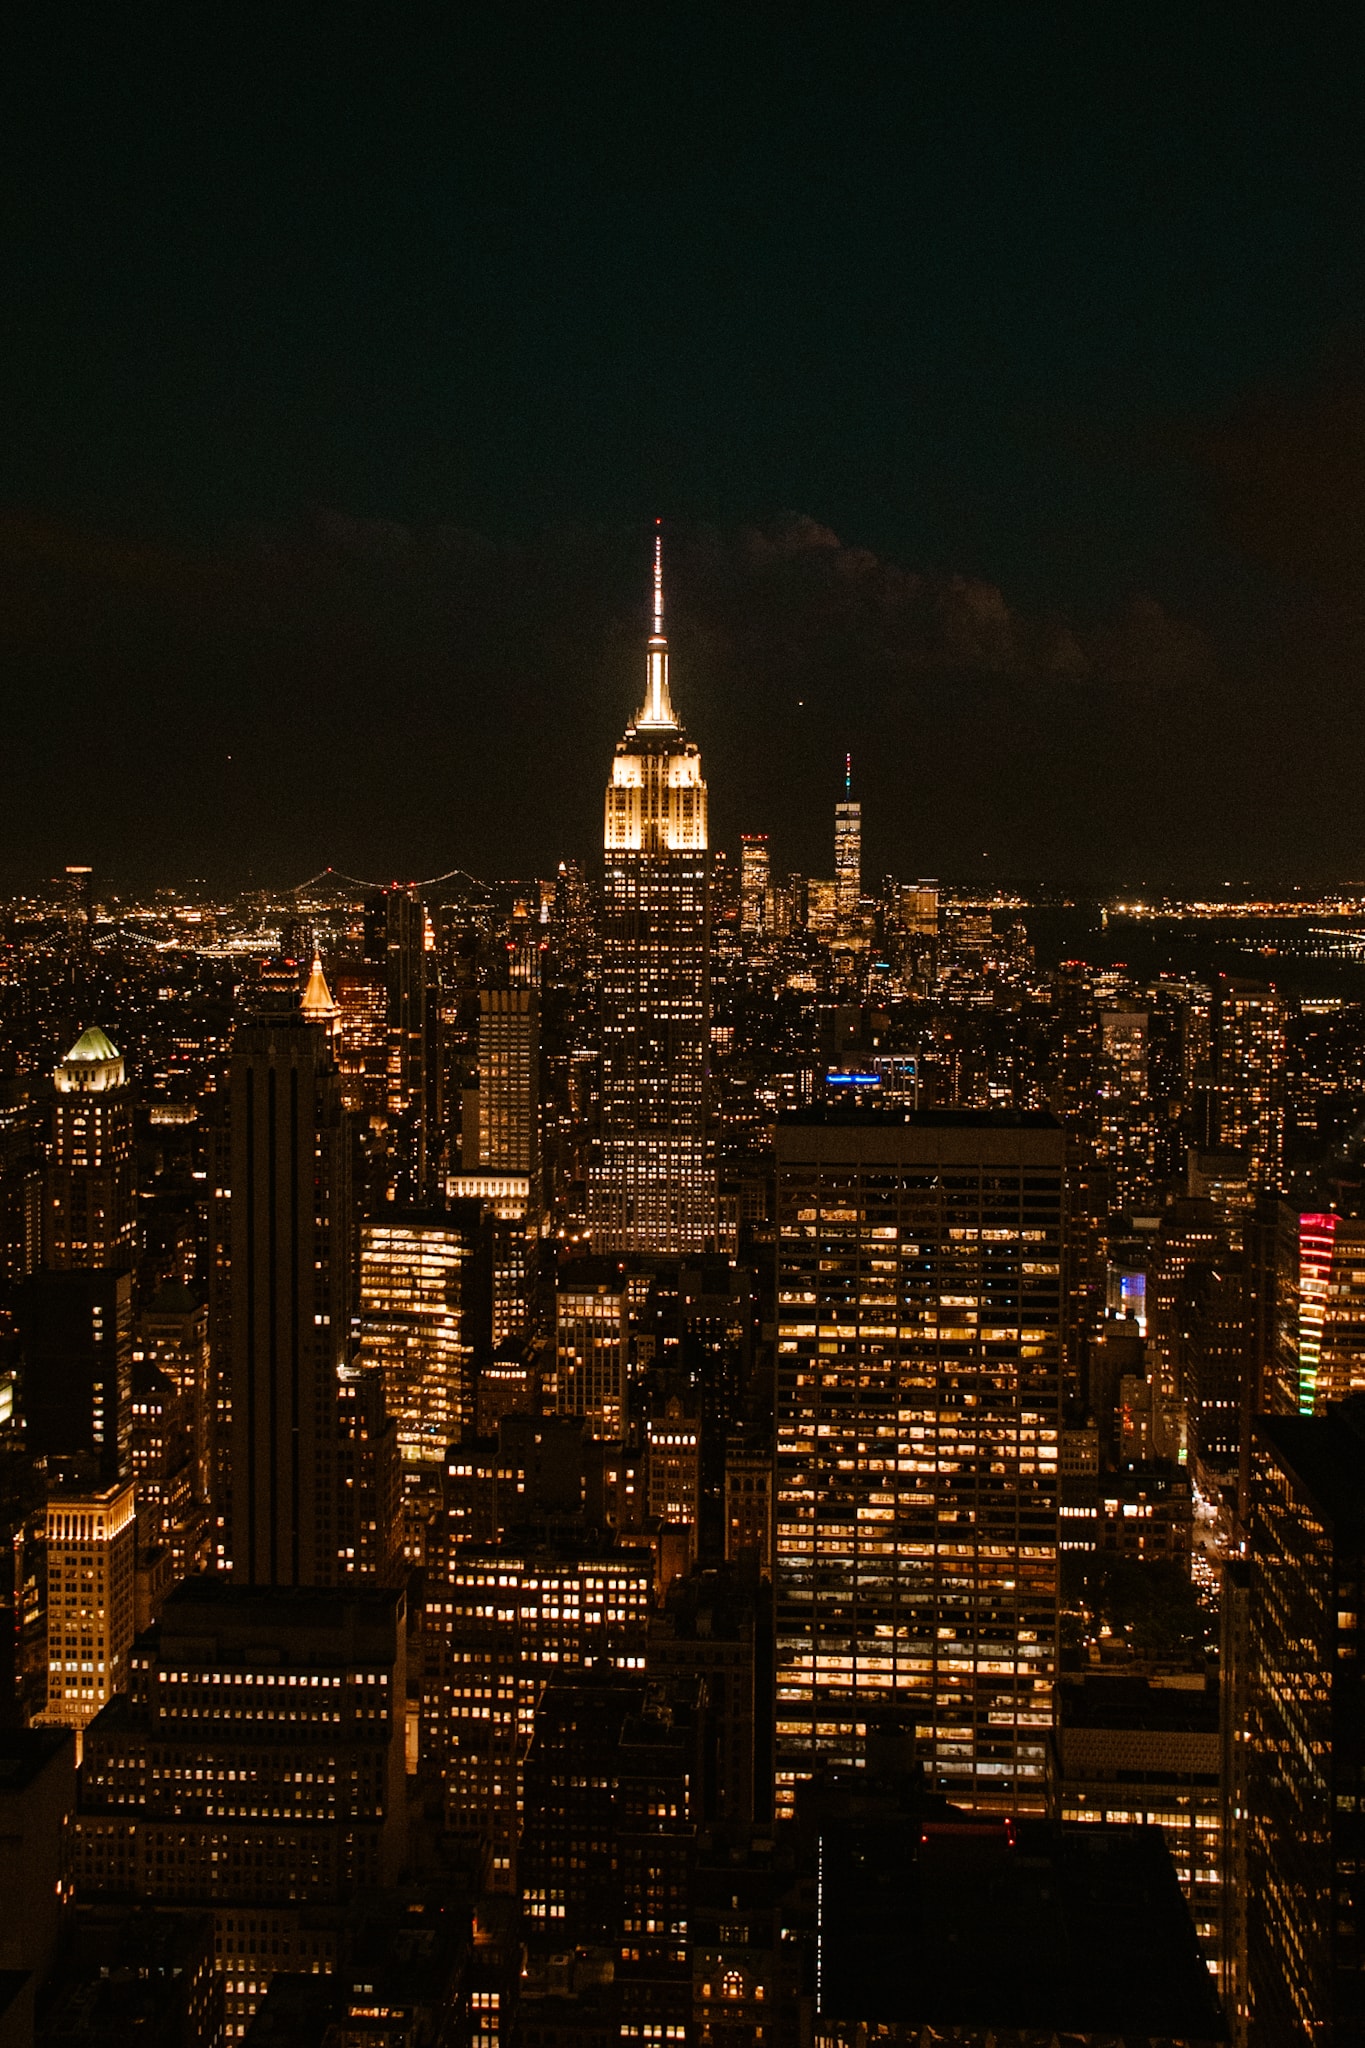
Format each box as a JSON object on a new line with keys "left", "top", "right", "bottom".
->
{"left": 0, "top": 503, "right": 1343, "bottom": 894}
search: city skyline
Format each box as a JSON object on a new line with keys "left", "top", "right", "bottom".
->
{"left": 5, "top": 14, "right": 1365, "bottom": 2045}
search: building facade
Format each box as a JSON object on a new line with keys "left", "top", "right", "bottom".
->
{"left": 740, "top": 834, "right": 770, "bottom": 941}
{"left": 1245, "top": 1406, "right": 1365, "bottom": 2044}
{"left": 359, "top": 1210, "right": 485, "bottom": 1463}
{"left": 833, "top": 760, "right": 861, "bottom": 936}
{"left": 45, "top": 1026, "right": 135, "bottom": 1270}
{"left": 588, "top": 534, "right": 715, "bottom": 1255}
{"left": 477, "top": 989, "right": 540, "bottom": 1178}
{"left": 73, "top": 1579, "right": 406, "bottom": 2039}
{"left": 229, "top": 1010, "right": 352, "bottom": 1587}
{"left": 773, "top": 1110, "right": 1064, "bottom": 1816}
{"left": 37, "top": 1478, "right": 136, "bottom": 1752}
{"left": 555, "top": 1261, "right": 629, "bottom": 1441}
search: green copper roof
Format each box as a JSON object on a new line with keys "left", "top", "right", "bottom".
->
{"left": 64, "top": 1025, "right": 121, "bottom": 1063}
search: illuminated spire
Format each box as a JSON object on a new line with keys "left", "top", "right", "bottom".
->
{"left": 845, "top": 752, "right": 852, "bottom": 797}
{"left": 300, "top": 949, "right": 338, "bottom": 1025}
{"left": 637, "top": 518, "right": 677, "bottom": 728}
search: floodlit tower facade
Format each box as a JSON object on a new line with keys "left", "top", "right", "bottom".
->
{"left": 38, "top": 1478, "right": 136, "bottom": 1750}
{"left": 45, "top": 1027, "right": 135, "bottom": 1270}
{"left": 588, "top": 531, "right": 715, "bottom": 1254}
{"left": 834, "top": 755, "right": 861, "bottom": 935}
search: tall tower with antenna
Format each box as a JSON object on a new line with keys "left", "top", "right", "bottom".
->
{"left": 834, "top": 752, "right": 862, "bottom": 935}
{"left": 587, "top": 526, "right": 716, "bottom": 1254}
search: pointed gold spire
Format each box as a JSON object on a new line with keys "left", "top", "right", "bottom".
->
{"left": 637, "top": 519, "right": 678, "bottom": 728}
{"left": 300, "top": 949, "right": 338, "bottom": 1025}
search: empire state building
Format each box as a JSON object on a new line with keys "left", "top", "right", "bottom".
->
{"left": 588, "top": 532, "right": 716, "bottom": 1253}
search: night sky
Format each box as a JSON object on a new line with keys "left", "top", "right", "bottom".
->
{"left": 4, "top": 9, "right": 1365, "bottom": 892}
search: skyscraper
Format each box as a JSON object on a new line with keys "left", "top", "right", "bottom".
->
{"left": 365, "top": 884, "right": 429, "bottom": 1194}
{"left": 554, "top": 1259, "right": 629, "bottom": 1440}
{"left": 740, "top": 834, "right": 770, "bottom": 941}
{"left": 1244, "top": 1404, "right": 1365, "bottom": 2041}
{"left": 834, "top": 755, "right": 861, "bottom": 935}
{"left": 36, "top": 1477, "right": 135, "bottom": 1752}
{"left": 773, "top": 1109, "right": 1064, "bottom": 1817}
{"left": 358, "top": 1209, "right": 486, "bottom": 1462}
{"left": 588, "top": 531, "right": 715, "bottom": 1254}
{"left": 74, "top": 1578, "right": 406, "bottom": 2038}
{"left": 477, "top": 988, "right": 539, "bottom": 1177}
{"left": 20, "top": 1266, "right": 133, "bottom": 1483}
{"left": 44, "top": 1026, "right": 135, "bottom": 1271}
{"left": 1295, "top": 1208, "right": 1365, "bottom": 1413}
{"left": 229, "top": 1008, "right": 352, "bottom": 1587}
{"left": 1213, "top": 981, "right": 1286, "bottom": 1193}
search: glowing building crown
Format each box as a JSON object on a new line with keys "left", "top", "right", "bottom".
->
{"left": 636, "top": 523, "right": 677, "bottom": 729}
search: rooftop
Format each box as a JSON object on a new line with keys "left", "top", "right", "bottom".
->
{"left": 818, "top": 1817, "right": 1224, "bottom": 2041}
{"left": 1255, "top": 1402, "right": 1365, "bottom": 1542}
{"left": 63, "top": 1024, "right": 120, "bottom": 1064}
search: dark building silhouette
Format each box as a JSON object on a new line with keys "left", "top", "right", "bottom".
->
{"left": 20, "top": 1265, "right": 132, "bottom": 1482}
{"left": 229, "top": 1009, "right": 352, "bottom": 1587}
{"left": 1245, "top": 1404, "right": 1365, "bottom": 2044}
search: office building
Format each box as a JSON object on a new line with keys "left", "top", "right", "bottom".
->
{"left": 19, "top": 1265, "right": 133, "bottom": 1483}
{"left": 806, "top": 879, "right": 838, "bottom": 938}
{"left": 137, "top": 1283, "right": 211, "bottom": 1503}
{"left": 1058, "top": 1673, "right": 1223, "bottom": 1988}
{"left": 554, "top": 1260, "right": 629, "bottom": 1441}
{"left": 130, "top": 1356, "right": 202, "bottom": 1582}
{"left": 740, "top": 834, "right": 770, "bottom": 941}
{"left": 447, "top": 1170, "right": 532, "bottom": 1345}
{"left": 44, "top": 1025, "right": 135, "bottom": 1270}
{"left": 334, "top": 1359, "right": 404, "bottom": 1588}
{"left": 724, "top": 1438, "right": 774, "bottom": 1575}
{"left": 645, "top": 1393, "right": 701, "bottom": 1538}
{"left": 773, "top": 1110, "right": 1064, "bottom": 1817}
{"left": 332, "top": 961, "right": 389, "bottom": 1119}
{"left": 364, "top": 885, "right": 429, "bottom": 1193}
{"left": 833, "top": 758, "right": 861, "bottom": 935}
{"left": 649, "top": 1566, "right": 759, "bottom": 1826}
{"left": 229, "top": 1009, "right": 351, "bottom": 1588}
{"left": 0, "top": 1726, "right": 77, "bottom": 2001}
{"left": 898, "top": 880, "right": 939, "bottom": 939}
{"left": 36, "top": 1478, "right": 136, "bottom": 1751}
{"left": 1244, "top": 1404, "right": 1365, "bottom": 2043}
{"left": 74, "top": 1578, "right": 406, "bottom": 2037}
{"left": 359, "top": 1210, "right": 487, "bottom": 1463}
{"left": 521, "top": 1673, "right": 702, "bottom": 2042}
{"left": 1294, "top": 1206, "right": 1365, "bottom": 1414}
{"left": 477, "top": 989, "right": 540, "bottom": 1178}
{"left": 1214, "top": 982, "right": 1286, "bottom": 1194}
{"left": 1176, "top": 1259, "right": 1251, "bottom": 1495}
{"left": 37, "top": 1905, "right": 223, "bottom": 2048}
{"left": 421, "top": 1542, "right": 652, "bottom": 1890}
{"left": 588, "top": 532, "right": 715, "bottom": 1255}
{"left": 364, "top": 886, "right": 427, "bottom": 1116}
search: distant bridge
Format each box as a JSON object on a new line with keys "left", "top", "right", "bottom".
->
{"left": 286, "top": 864, "right": 493, "bottom": 899}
